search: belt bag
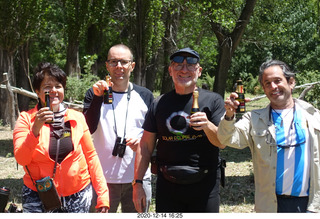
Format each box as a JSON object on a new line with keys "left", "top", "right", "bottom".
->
{"left": 160, "top": 165, "right": 209, "bottom": 184}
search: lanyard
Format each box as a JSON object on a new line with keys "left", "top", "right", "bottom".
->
{"left": 111, "top": 83, "right": 131, "bottom": 140}
{"left": 269, "top": 104, "right": 296, "bottom": 128}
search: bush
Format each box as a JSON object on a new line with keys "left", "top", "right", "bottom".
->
{"left": 65, "top": 74, "right": 100, "bottom": 103}
{"left": 197, "top": 72, "right": 215, "bottom": 90}
{"left": 244, "top": 74, "right": 264, "bottom": 95}
{"left": 65, "top": 54, "right": 100, "bottom": 103}
{"left": 295, "top": 70, "right": 320, "bottom": 109}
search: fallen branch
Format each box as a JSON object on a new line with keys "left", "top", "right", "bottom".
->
{"left": 250, "top": 81, "right": 320, "bottom": 101}
{"left": 299, "top": 85, "right": 314, "bottom": 100}
{"left": 0, "top": 84, "right": 83, "bottom": 111}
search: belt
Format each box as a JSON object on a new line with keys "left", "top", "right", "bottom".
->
{"left": 277, "top": 195, "right": 308, "bottom": 199}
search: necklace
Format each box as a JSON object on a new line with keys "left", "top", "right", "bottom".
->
{"left": 271, "top": 107, "right": 293, "bottom": 127}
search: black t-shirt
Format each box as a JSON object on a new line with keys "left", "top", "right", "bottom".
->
{"left": 143, "top": 88, "right": 225, "bottom": 168}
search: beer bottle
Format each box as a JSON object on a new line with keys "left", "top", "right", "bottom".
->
{"left": 45, "top": 91, "right": 53, "bottom": 124}
{"left": 103, "top": 75, "right": 113, "bottom": 104}
{"left": 191, "top": 89, "right": 200, "bottom": 115}
{"left": 235, "top": 78, "right": 245, "bottom": 120}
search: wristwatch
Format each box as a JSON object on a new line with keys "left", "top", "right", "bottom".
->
{"left": 132, "top": 179, "right": 143, "bottom": 186}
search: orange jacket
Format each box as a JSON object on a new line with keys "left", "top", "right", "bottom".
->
{"left": 13, "top": 106, "right": 109, "bottom": 209}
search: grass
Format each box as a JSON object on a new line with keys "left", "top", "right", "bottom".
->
{"left": 0, "top": 126, "right": 24, "bottom": 211}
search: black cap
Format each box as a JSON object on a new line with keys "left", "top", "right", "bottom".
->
{"left": 170, "top": 47, "right": 200, "bottom": 61}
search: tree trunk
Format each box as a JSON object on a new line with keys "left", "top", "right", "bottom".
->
{"left": 17, "top": 43, "right": 31, "bottom": 112}
{"left": 65, "top": 41, "right": 81, "bottom": 78}
{"left": 133, "top": 0, "right": 146, "bottom": 87}
{"left": 0, "top": 49, "right": 17, "bottom": 128}
{"left": 160, "top": 6, "right": 180, "bottom": 94}
{"left": 213, "top": 38, "right": 233, "bottom": 98}
{"left": 146, "top": 54, "right": 158, "bottom": 92}
{"left": 86, "top": 24, "right": 102, "bottom": 75}
{"left": 210, "top": 0, "right": 257, "bottom": 98}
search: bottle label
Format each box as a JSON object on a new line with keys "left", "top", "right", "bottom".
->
{"left": 103, "top": 88, "right": 113, "bottom": 104}
{"left": 236, "top": 93, "right": 245, "bottom": 113}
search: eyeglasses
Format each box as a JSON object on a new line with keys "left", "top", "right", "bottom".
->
{"left": 171, "top": 56, "right": 199, "bottom": 71}
{"left": 277, "top": 121, "right": 306, "bottom": 148}
{"left": 107, "top": 59, "right": 132, "bottom": 67}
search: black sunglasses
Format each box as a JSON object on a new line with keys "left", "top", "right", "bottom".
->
{"left": 172, "top": 56, "right": 198, "bottom": 64}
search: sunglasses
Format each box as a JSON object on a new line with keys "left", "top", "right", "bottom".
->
{"left": 277, "top": 121, "right": 306, "bottom": 148}
{"left": 172, "top": 56, "right": 199, "bottom": 64}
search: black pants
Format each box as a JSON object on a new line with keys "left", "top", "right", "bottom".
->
{"left": 277, "top": 195, "right": 309, "bottom": 213}
{"left": 156, "top": 168, "right": 220, "bottom": 213}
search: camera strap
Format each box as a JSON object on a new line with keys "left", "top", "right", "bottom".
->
{"left": 111, "top": 83, "right": 131, "bottom": 140}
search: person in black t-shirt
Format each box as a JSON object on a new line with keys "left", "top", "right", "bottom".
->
{"left": 133, "top": 48, "right": 226, "bottom": 212}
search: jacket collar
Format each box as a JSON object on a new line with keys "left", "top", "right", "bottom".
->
{"left": 256, "top": 98, "right": 317, "bottom": 125}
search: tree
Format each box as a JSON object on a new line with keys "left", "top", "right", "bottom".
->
{"left": 131, "top": 0, "right": 164, "bottom": 88}
{"left": 0, "top": 0, "right": 45, "bottom": 127}
{"left": 160, "top": 2, "right": 182, "bottom": 94}
{"left": 62, "top": 0, "right": 107, "bottom": 77}
{"left": 205, "top": 0, "right": 257, "bottom": 97}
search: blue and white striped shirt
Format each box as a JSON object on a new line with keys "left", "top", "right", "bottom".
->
{"left": 272, "top": 104, "right": 310, "bottom": 197}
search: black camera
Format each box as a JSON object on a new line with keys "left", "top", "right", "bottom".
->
{"left": 112, "top": 137, "right": 126, "bottom": 158}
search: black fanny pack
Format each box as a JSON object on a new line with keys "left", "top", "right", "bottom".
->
{"left": 160, "top": 165, "right": 209, "bottom": 184}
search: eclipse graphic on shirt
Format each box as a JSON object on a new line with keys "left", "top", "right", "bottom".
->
{"left": 166, "top": 111, "right": 190, "bottom": 135}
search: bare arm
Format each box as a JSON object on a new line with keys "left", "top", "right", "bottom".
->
{"left": 133, "top": 130, "right": 157, "bottom": 212}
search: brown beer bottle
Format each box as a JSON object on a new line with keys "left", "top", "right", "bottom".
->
{"left": 235, "top": 79, "right": 245, "bottom": 120}
{"left": 103, "top": 75, "right": 113, "bottom": 104}
{"left": 44, "top": 91, "right": 53, "bottom": 124}
{"left": 191, "top": 89, "right": 200, "bottom": 115}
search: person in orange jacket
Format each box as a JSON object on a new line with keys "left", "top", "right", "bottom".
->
{"left": 13, "top": 62, "right": 109, "bottom": 213}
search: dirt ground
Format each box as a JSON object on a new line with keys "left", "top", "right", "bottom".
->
{"left": 0, "top": 125, "right": 13, "bottom": 140}
{"left": 0, "top": 125, "right": 24, "bottom": 212}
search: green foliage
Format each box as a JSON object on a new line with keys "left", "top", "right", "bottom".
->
{"left": 295, "top": 70, "right": 320, "bottom": 109}
{"left": 65, "top": 55, "right": 99, "bottom": 102}
{"left": 0, "top": 0, "right": 46, "bottom": 52}
{"left": 65, "top": 73, "right": 99, "bottom": 102}
{"left": 197, "top": 73, "right": 215, "bottom": 90}
{"left": 83, "top": 54, "right": 98, "bottom": 74}
{"left": 228, "top": 0, "right": 319, "bottom": 94}
{"left": 243, "top": 74, "right": 264, "bottom": 95}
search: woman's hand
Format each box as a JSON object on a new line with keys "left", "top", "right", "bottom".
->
{"left": 96, "top": 206, "right": 108, "bottom": 213}
{"left": 32, "top": 107, "right": 53, "bottom": 137}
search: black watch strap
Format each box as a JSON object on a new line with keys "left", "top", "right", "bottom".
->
{"left": 132, "top": 179, "right": 143, "bottom": 186}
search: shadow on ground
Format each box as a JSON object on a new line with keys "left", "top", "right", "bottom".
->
{"left": 220, "top": 147, "right": 252, "bottom": 163}
{"left": 0, "top": 139, "right": 14, "bottom": 158}
{"left": 0, "top": 178, "right": 23, "bottom": 204}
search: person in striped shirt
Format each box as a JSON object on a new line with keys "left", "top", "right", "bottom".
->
{"left": 217, "top": 60, "right": 320, "bottom": 213}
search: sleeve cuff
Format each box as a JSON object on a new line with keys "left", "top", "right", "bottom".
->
{"left": 224, "top": 114, "right": 234, "bottom": 121}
